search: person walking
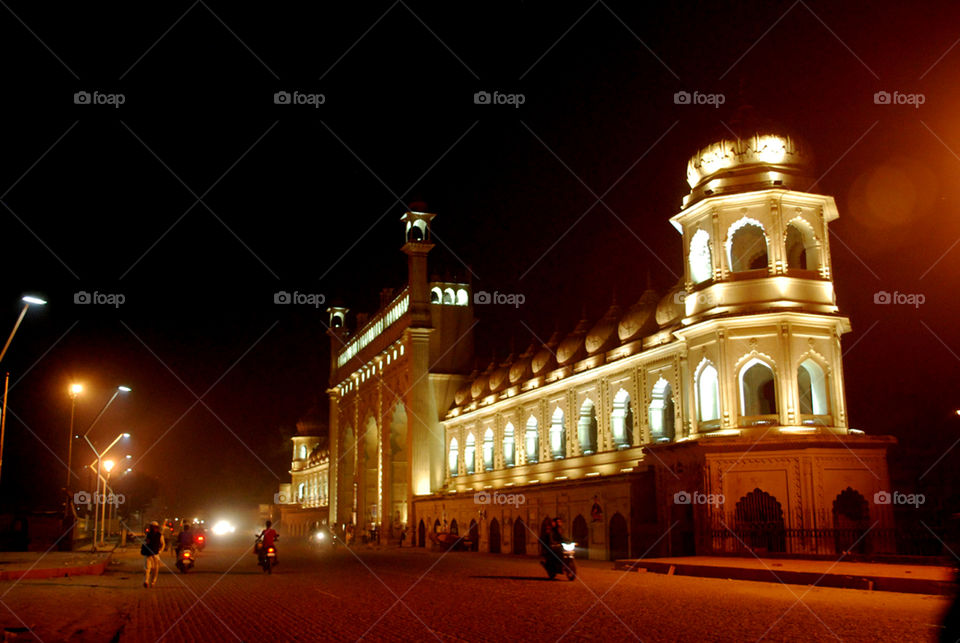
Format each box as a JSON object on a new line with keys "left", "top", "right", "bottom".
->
{"left": 142, "top": 521, "right": 164, "bottom": 588}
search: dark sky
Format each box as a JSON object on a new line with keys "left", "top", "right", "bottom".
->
{"left": 2, "top": 1, "right": 960, "bottom": 517}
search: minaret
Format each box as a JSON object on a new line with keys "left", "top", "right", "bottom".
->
{"left": 325, "top": 305, "right": 349, "bottom": 526}
{"left": 400, "top": 202, "right": 436, "bottom": 327}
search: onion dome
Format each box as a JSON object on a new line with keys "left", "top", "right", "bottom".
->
{"left": 532, "top": 329, "right": 563, "bottom": 375}
{"left": 556, "top": 316, "right": 591, "bottom": 366}
{"left": 454, "top": 368, "right": 480, "bottom": 405}
{"left": 488, "top": 351, "right": 514, "bottom": 393}
{"left": 585, "top": 301, "right": 622, "bottom": 355}
{"left": 684, "top": 131, "right": 814, "bottom": 208}
{"left": 618, "top": 287, "right": 659, "bottom": 342}
{"left": 655, "top": 281, "right": 685, "bottom": 328}
{"left": 470, "top": 359, "right": 497, "bottom": 400}
{"left": 509, "top": 342, "right": 537, "bottom": 384}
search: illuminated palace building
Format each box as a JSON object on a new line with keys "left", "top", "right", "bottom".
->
{"left": 300, "top": 130, "right": 896, "bottom": 559}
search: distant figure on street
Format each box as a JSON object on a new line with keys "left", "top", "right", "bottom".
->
{"left": 142, "top": 521, "right": 164, "bottom": 588}
{"left": 259, "top": 520, "right": 279, "bottom": 564}
{"left": 176, "top": 523, "right": 194, "bottom": 554}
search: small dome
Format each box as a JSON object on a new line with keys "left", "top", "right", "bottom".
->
{"left": 556, "top": 317, "right": 591, "bottom": 365}
{"left": 470, "top": 360, "right": 497, "bottom": 400}
{"left": 455, "top": 368, "right": 480, "bottom": 405}
{"left": 619, "top": 288, "right": 659, "bottom": 342}
{"left": 509, "top": 343, "right": 537, "bottom": 384}
{"left": 585, "top": 302, "right": 622, "bottom": 354}
{"left": 532, "top": 329, "right": 563, "bottom": 375}
{"left": 655, "top": 282, "right": 685, "bottom": 327}
{"left": 488, "top": 353, "right": 514, "bottom": 392}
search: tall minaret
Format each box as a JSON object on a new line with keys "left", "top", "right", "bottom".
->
{"left": 325, "top": 305, "right": 349, "bottom": 525}
{"left": 400, "top": 202, "right": 436, "bottom": 327}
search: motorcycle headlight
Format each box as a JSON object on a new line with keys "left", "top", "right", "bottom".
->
{"left": 561, "top": 542, "right": 576, "bottom": 552}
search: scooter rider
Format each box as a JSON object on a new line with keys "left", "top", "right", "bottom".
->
{"left": 259, "top": 520, "right": 279, "bottom": 564}
{"left": 176, "top": 522, "right": 194, "bottom": 555}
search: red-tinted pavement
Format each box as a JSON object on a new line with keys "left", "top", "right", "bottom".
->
{"left": 0, "top": 539, "right": 950, "bottom": 642}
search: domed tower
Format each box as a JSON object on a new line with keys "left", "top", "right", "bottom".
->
{"left": 670, "top": 130, "right": 850, "bottom": 434}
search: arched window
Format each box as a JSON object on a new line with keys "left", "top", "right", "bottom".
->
{"left": 550, "top": 408, "right": 566, "bottom": 459}
{"left": 740, "top": 359, "right": 777, "bottom": 419}
{"left": 456, "top": 289, "right": 469, "bottom": 306}
{"left": 578, "top": 400, "right": 598, "bottom": 455}
{"left": 697, "top": 363, "right": 720, "bottom": 423}
{"left": 482, "top": 428, "right": 494, "bottom": 471}
{"left": 503, "top": 423, "right": 515, "bottom": 467}
{"left": 443, "top": 288, "right": 455, "bottom": 305}
{"left": 525, "top": 416, "right": 539, "bottom": 464}
{"left": 299, "top": 445, "right": 307, "bottom": 459}
{"left": 727, "top": 218, "right": 769, "bottom": 272}
{"left": 448, "top": 438, "right": 459, "bottom": 477}
{"left": 798, "top": 359, "right": 828, "bottom": 417}
{"left": 297, "top": 482, "right": 305, "bottom": 501}
{"left": 785, "top": 221, "right": 820, "bottom": 271}
{"left": 430, "top": 287, "right": 442, "bottom": 304}
{"left": 649, "top": 378, "right": 675, "bottom": 442}
{"left": 689, "top": 229, "right": 713, "bottom": 284}
{"left": 464, "top": 433, "right": 476, "bottom": 475}
{"left": 610, "top": 389, "right": 633, "bottom": 449}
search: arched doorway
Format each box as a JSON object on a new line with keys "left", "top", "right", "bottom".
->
{"left": 489, "top": 519, "right": 501, "bottom": 554}
{"left": 832, "top": 487, "right": 870, "bottom": 554}
{"left": 609, "top": 512, "right": 629, "bottom": 560}
{"left": 513, "top": 519, "right": 527, "bottom": 555}
{"left": 572, "top": 514, "right": 589, "bottom": 558}
{"left": 450, "top": 519, "right": 459, "bottom": 535}
{"left": 468, "top": 519, "right": 479, "bottom": 552}
{"left": 734, "top": 488, "right": 786, "bottom": 553}
{"left": 417, "top": 519, "right": 425, "bottom": 547}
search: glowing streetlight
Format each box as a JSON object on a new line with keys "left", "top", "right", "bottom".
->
{"left": 66, "top": 383, "right": 84, "bottom": 490}
{"left": 0, "top": 296, "right": 47, "bottom": 365}
{"left": 103, "top": 459, "right": 115, "bottom": 473}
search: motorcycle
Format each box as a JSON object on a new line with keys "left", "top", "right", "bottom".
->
{"left": 175, "top": 547, "right": 196, "bottom": 574}
{"left": 254, "top": 535, "right": 277, "bottom": 574}
{"left": 542, "top": 542, "right": 577, "bottom": 581}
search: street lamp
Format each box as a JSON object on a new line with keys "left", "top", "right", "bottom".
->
{"left": 66, "top": 383, "right": 83, "bottom": 491}
{"left": 0, "top": 296, "right": 47, "bottom": 485}
{"left": 100, "top": 459, "right": 114, "bottom": 544}
{"left": 87, "top": 432, "right": 130, "bottom": 551}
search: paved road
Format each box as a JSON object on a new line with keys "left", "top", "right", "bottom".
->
{"left": 0, "top": 539, "right": 949, "bottom": 642}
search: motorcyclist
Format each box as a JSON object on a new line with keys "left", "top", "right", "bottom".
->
{"left": 541, "top": 517, "right": 568, "bottom": 576}
{"left": 258, "top": 520, "right": 279, "bottom": 564}
{"left": 176, "top": 522, "right": 194, "bottom": 555}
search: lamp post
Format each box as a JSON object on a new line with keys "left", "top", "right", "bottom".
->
{"left": 99, "top": 459, "right": 114, "bottom": 545}
{"left": 66, "top": 383, "right": 83, "bottom": 491}
{"left": 87, "top": 431, "right": 130, "bottom": 551}
{"left": 0, "top": 296, "right": 47, "bottom": 485}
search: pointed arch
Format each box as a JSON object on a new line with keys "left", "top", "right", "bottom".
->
{"left": 503, "top": 422, "right": 516, "bottom": 467}
{"left": 784, "top": 217, "right": 820, "bottom": 272}
{"left": 489, "top": 519, "right": 501, "bottom": 553}
{"left": 726, "top": 217, "right": 769, "bottom": 272}
{"left": 524, "top": 415, "right": 539, "bottom": 464}
{"left": 578, "top": 399, "right": 598, "bottom": 454}
{"left": 739, "top": 357, "right": 778, "bottom": 419}
{"left": 482, "top": 428, "right": 495, "bottom": 470}
{"left": 448, "top": 437, "right": 459, "bottom": 477}
{"left": 464, "top": 433, "right": 476, "bottom": 475}
{"left": 611, "top": 388, "right": 633, "bottom": 449}
{"left": 798, "top": 358, "right": 828, "bottom": 417}
{"left": 550, "top": 407, "right": 566, "bottom": 459}
{"left": 695, "top": 360, "right": 720, "bottom": 423}
{"left": 650, "top": 377, "right": 675, "bottom": 442}
{"left": 689, "top": 228, "right": 713, "bottom": 284}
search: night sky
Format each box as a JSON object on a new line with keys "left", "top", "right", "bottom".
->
{"left": 2, "top": 1, "right": 959, "bottom": 519}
